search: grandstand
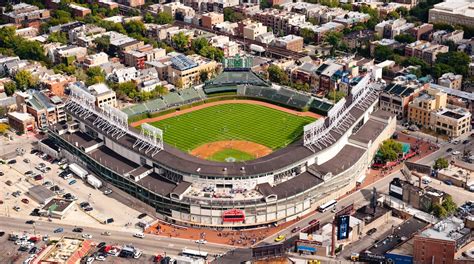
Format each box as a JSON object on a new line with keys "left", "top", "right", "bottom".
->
{"left": 309, "top": 98, "right": 333, "bottom": 115}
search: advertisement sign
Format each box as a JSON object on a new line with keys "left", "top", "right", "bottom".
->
{"left": 337, "top": 215, "right": 350, "bottom": 240}
{"left": 389, "top": 184, "right": 403, "bottom": 195}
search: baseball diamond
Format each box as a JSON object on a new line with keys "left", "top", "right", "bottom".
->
{"left": 148, "top": 103, "right": 315, "bottom": 158}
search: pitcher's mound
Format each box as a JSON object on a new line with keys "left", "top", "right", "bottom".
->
{"left": 190, "top": 140, "right": 272, "bottom": 162}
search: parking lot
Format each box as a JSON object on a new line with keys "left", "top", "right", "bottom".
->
{"left": 0, "top": 134, "right": 152, "bottom": 234}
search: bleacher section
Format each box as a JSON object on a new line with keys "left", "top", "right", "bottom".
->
{"left": 309, "top": 98, "right": 333, "bottom": 115}
{"left": 243, "top": 86, "right": 320, "bottom": 111}
{"left": 123, "top": 88, "right": 205, "bottom": 116}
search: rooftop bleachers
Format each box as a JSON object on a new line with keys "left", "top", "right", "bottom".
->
{"left": 310, "top": 99, "right": 333, "bottom": 115}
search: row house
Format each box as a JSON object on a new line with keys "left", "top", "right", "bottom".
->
{"left": 253, "top": 9, "right": 305, "bottom": 36}
{"left": 2, "top": 3, "right": 50, "bottom": 25}
{"left": 404, "top": 40, "right": 449, "bottom": 66}
{"left": 124, "top": 45, "right": 166, "bottom": 69}
{"left": 15, "top": 90, "right": 66, "bottom": 130}
{"left": 432, "top": 30, "right": 464, "bottom": 44}
{"left": 409, "top": 23, "right": 434, "bottom": 41}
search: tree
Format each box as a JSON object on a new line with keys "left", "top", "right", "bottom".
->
{"left": 200, "top": 71, "right": 209, "bottom": 83}
{"left": 387, "top": 11, "right": 400, "bottom": 20}
{"left": 175, "top": 79, "right": 184, "bottom": 89}
{"left": 403, "top": 57, "right": 430, "bottom": 76}
{"left": 47, "top": 31, "right": 68, "bottom": 44}
{"left": 433, "top": 63, "right": 455, "bottom": 79}
{"left": 435, "top": 51, "right": 470, "bottom": 77}
{"left": 53, "top": 63, "right": 76, "bottom": 75}
{"left": 144, "top": 13, "right": 155, "bottom": 23}
{"left": 394, "top": 33, "right": 416, "bottom": 44}
{"left": 326, "top": 90, "right": 346, "bottom": 102}
{"left": 191, "top": 37, "right": 209, "bottom": 53}
{"left": 300, "top": 28, "right": 316, "bottom": 44}
{"left": 4, "top": 81, "right": 16, "bottom": 96}
{"left": 154, "top": 85, "right": 168, "bottom": 96}
{"left": 171, "top": 32, "right": 190, "bottom": 52}
{"left": 442, "top": 195, "right": 457, "bottom": 215}
{"left": 124, "top": 20, "right": 146, "bottom": 37}
{"left": 155, "top": 12, "right": 173, "bottom": 25}
{"left": 85, "top": 66, "right": 105, "bottom": 86}
{"left": 434, "top": 158, "right": 449, "bottom": 170}
{"left": 14, "top": 70, "right": 36, "bottom": 91}
{"left": 432, "top": 203, "right": 448, "bottom": 218}
{"left": 396, "top": 7, "right": 409, "bottom": 17}
{"left": 325, "top": 31, "right": 343, "bottom": 52}
{"left": 267, "top": 65, "right": 288, "bottom": 85}
{"left": 223, "top": 7, "right": 244, "bottom": 22}
{"left": 260, "top": 0, "right": 271, "bottom": 9}
{"left": 0, "top": 123, "right": 9, "bottom": 134}
{"left": 94, "top": 35, "right": 110, "bottom": 53}
{"left": 374, "top": 45, "right": 394, "bottom": 61}
{"left": 379, "top": 139, "right": 403, "bottom": 162}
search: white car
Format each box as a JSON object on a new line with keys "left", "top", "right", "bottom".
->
{"left": 82, "top": 234, "right": 93, "bottom": 239}
{"left": 452, "top": 151, "right": 461, "bottom": 155}
{"left": 95, "top": 255, "right": 106, "bottom": 261}
{"left": 86, "top": 257, "right": 95, "bottom": 264}
{"left": 195, "top": 239, "right": 207, "bottom": 244}
{"left": 134, "top": 251, "right": 143, "bottom": 259}
{"left": 13, "top": 206, "right": 21, "bottom": 212}
{"left": 133, "top": 233, "right": 145, "bottom": 239}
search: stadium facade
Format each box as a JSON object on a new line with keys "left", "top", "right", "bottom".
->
{"left": 46, "top": 67, "right": 396, "bottom": 229}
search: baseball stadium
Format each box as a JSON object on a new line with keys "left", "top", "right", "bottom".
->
{"left": 44, "top": 56, "right": 396, "bottom": 229}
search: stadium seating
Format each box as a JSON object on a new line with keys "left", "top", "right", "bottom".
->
{"left": 309, "top": 98, "right": 333, "bottom": 114}
{"left": 163, "top": 93, "right": 184, "bottom": 106}
{"left": 180, "top": 88, "right": 201, "bottom": 103}
{"left": 144, "top": 98, "right": 167, "bottom": 112}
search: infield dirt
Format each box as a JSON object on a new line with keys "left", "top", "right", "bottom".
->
{"left": 190, "top": 140, "right": 272, "bottom": 160}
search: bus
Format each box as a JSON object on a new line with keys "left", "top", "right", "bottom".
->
{"left": 318, "top": 200, "right": 337, "bottom": 213}
{"left": 182, "top": 248, "right": 208, "bottom": 259}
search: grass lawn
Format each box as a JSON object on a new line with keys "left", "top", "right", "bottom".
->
{"left": 208, "top": 149, "right": 255, "bottom": 162}
{"left": 149, "top": 103, "right": 315, "bottom": 152}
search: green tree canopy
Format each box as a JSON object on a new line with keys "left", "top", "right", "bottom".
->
{"left": 442, "top": 195, "right": 457, "bottom": 216}
{"left": 432, "top": 203, "right": 448, "bottom": 218}
{"left": 326, "top": 90, "right": 346, "bottom": 103}
{"left": 223, "top": 7, "right": 244, "bottom": 22}
{"left": 85, "top": 66, "right": 105, "bottom": 86}
{"left": 434, "top": 158, "right": 449, "bottom": 170}
{"left": 48, "top": 31, "right": 68, "bottom": 44}
{"left": 394, "top": 33, "right": 416, "bottom": 44}
{"left": 171, "top": 32, "right": 190, "bottom": 52}
{"left": 379, "top": 139, "right": 403, "bottom": 162}
{"left": 435, "top": 51, "right": 470, "bottom": 77}
{"left": 267, "top": 65, "right": 288, "bottom": 85}
{"left": 4, "top": 81, "right": 16, "bottom": 96}
{"left": 94, "top": 35, "right": 111, "bottom": 53}
{"left": 155, "top": 12, "right": 173, "bottom": 25}
{"left": 124, "top": 20, "right": 146, "bottom": 37}
{"left": 374, "top": 45, "right": 394, "bottom": 62}
{"left": 14, "top": 70, "right": 37, "bottom": 91}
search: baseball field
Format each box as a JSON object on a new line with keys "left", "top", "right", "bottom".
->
{"left": 148, "top": 103, "right": 316, "bottom": 161}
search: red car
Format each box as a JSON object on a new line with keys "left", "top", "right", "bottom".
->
{"left": 34, "top": 175, "right": 43, "bottom": 181}
{"left": 154, "top": 255, "right": 163, "bottom": 262}
{"left": 21, "top": 198, "right": 29, "bottom": 204}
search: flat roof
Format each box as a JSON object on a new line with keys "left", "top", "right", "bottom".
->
{"left": 89, "top": 146, "right": 139, "bottom": 174}
{"left": 272, "top": 172, "right": 323, "bottom": 199}
{"left": 309, "top": 145, "right": 366, "bottom": 176}
{"left": 41, "top": 137, "right": 60, "bottom": 151}
{"left": 28, "top": 185, "right": 56, "bottom": 201}
{"left": 42, "top": 198, "right": 73, "bottom": 212}
{"left": 61, "top": 131, "right": 102, "bottom": 150}
{"left": 367, "top": 217, "right": 429, "bottom": 255}
{"left": 353, "top": 205, "right": 391, "bottom": 225}
{"left": 138, "top": 172, "right": 176, "bottom": 196}
{"left": 350, "top": 119, "right": 387, "bottom": 144}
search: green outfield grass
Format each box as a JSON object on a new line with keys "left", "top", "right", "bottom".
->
{"left": 208, "top": 149, "right": 255, "bottom": 162}
{"left": 149, "top": 103, "right": 315, "bottom": 152}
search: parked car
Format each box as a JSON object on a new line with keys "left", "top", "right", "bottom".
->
{"left": 13, "top": 206, "right": 21, "bottom": 212}
{"left": 53, "top": 228, "right": 63, "bottom": 233}
{"left": 97, "top": 242, "right": 107, "bottom": 248}
{"left": 195, "top": 239, "right": 207, "bottom": 244}
{"left": 84, "top": 207, "right": 93, "bottom": 212}
{"left": 463, "top": 140, "right": 470, "bottom": 145}
{"left": 8, "top": 159, "right": 16, "bottom": 164}
{"left": 73, "top": 227, "right": 83, "bottom": 233}
{"left": 308, "top": 219, "right": 319, "bottom": 225}
{"left": 291, "top": 227, "right": 301, "bottom": 233}
{"left": 103, "top": 189, "right": 112, "bottom": 195}
{"left": 444, "top": 180, "right": 453, "bottom": 185}
{"left": 446, "top": 148, "right": 453, "bottom": 152}
{"left": 101, "top": 231, "right": 111, "bottom": 236}
{"left": 5, "top": 180, "right": 12, "bottom": 186}
{"left": 68, "top": 179, "right": 77, "bottom": 185}
{"left": 21, "top": 198, "right": 29, "bottom": 204}
{"left": 274, "top": 235, "right": 286, "bottom": 242}
{"left": 137, "top": 213, "right": 147, "bottom": 219}
{"left": 34, "top": 175, "right": 43, "bottom": 181}
{"left": 82, "top": 234, "right": 93, "bottom": 239}
{"left": 452, "top": 151, "right": 461, "bottom": 155}
{"left": 366, "top": 228, "right": 377, "bottom": 236}
{"left": 133, "top": 233, "right": 145, "bottom": 239}
{"left": 401, "top": 130, "right": 410, "bottom": 134}
{"left": 25, "top": 220, "right": 35, "bottom": 225}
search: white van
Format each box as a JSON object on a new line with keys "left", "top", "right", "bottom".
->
{"left": 421, "top": 176, "right": 431, "bottom": 184}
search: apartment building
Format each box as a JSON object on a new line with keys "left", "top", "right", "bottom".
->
{"left": 210, "top": 36, "right": 239, "bottom": 57}
{"left": 163, "top": 2, "right": 195, "bottom": 20}
{"left": 88, "top": 83, "right": 117, "bottom": 108}
{"left": 375, "top": 18, "right": 414, "bottom": 39}
{"left": 15, "top": 91, "right": 66, "bottom": 130}
{"left": 404, "top": 41, "right": 449, "bottom": 65}
{"left": 432, "top": 30, "right": 464, "bottom": 44}
{"left": 83, "top": 52, "right": 109, "bottom": 69}
{"left": 8, "top": 111, "right": 35, "bottom": 134}
{"left": 380, "top": 82, "right": 426, "bottom": 118}
{"left": 253, "top": 9, "right": 305, "bottom": 36}
{"left": 274, "top": 35, "right": 304, "bottom": 52}
{"left": 431, "top": 107, "right": 471, "bottom": 137}
{"left": 429, "top": 0, "right": 474, "bottom": 28}
{"left": 116, "top": 0, "right": 145, "bottom": 7}
{"left": 201, "top": 12, "right": 224, "bottom": 29}
{"left": 69, "top": 4, "right": 92, "bottom": 18}
{"left": 409, "top": 23, "right": 434, "bottom": 41}
{"left": 2, "top": 3, "right": 50, "bottom": 24}
{"left": 124, "top": 45, "right": 166, "bottom": 69}
{"left": 52, "top": 46, "right": 88, "bottom": 64}
{"left": 243, "top": 22, "right": 267, "bottom": 40}
{"left": 69, "top": 24, "right": 107, "bottom": 46}
{"left": 438, "top": 73, "right": 463, "bottom": 90}
{"left": 168, "top": 54, "right": 217, "bottom": 88}
{"left": 408, "top": 88, "right": 447, "bottom": 128}
{"left": 40, "top": 74, "right": 76, "bottom": 97}
{"left": 15, "top": 27, "right": 39, "bottom": 38}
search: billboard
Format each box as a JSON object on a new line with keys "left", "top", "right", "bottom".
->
{"left": 337, "top": 215, "right": 350, "bottom": 240}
